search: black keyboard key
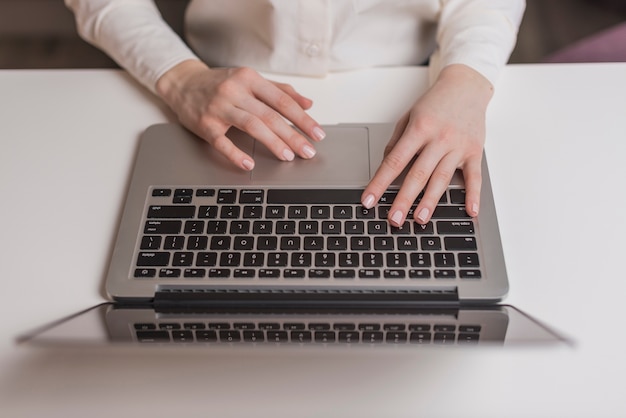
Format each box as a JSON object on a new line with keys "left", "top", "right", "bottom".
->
{"left": 219, "top": 252, "right": 241, "bottom": 267}
{"left": 147, "top": 205, "right": 195, "bottom": 219}
{"left": 208, "top": 268, "right": 230, "bottom": 278}
{"left": 315, "top": 331, "right": 336, "bottom": 343}
{"left": 198, "top": 205, "right": 218, "bottom": 219}
{"left": 196, "top": 330, "right": 218, "bottom": 342}
{"left": 434, "top": 269, "right": 456, "bottom": 279}
{"left": 359, "top": 269, "right": 380, "bottom": 279}
{"left": 304, "top": 236, "right": 324, "bottom": 250}
{"left": 339, "top": 332, "right": 360, "bottom": 343}
{"left": 172, "top": 330, "right": 194, "bottom": 342}
{"left": 414, "top": 222, "right": 434, "bottom": 234}
{"left": 136, "top": 331, "right": 170, "bottom": 342}
{"left": 334, "top": 269, "right": 356, "bottom": 279}
{"left": 459, "top": 325, "right": 482, "bottom": 333}
{"left": 386, "top": 253, "right": 407, "bottom": 267}
{"left": 291, "top": 331, "right": 312, "bottom": 343}
{"left": 172, "top": 252, "right": 193, "bottom": 266}
{"left": 267, "top": 331, "right": 289, "bottom": 342}
{"left": 220, "top": 205, "right": 240, "bottom": 219}
{"left": 184, "top": 221, "right": 205, "bottom": 234}
{"left": 386, "top": 332, "right": 408, "bottom": 343}
{"left": 134, "top": 323, "right": 156, "bottom": 330}
{"left": 309, "top": 269, "right": 331, "bottom": 278}
{"left": 183, "top": 268, "right": 206, "bottom": 278}
{"left": 284, "top": 268, "right": 306, "bottom": 278}
{"left": 288, "top": 206, "right": 308, "bottom": 218}
{"left": 196, "top": 252, "right": 218, "bottom": 266}
{"left": 432, "top": 206, "right": 470, "bottom": 219}
{"left": 434, "top": 253, "right": 456, "bottom": 267}
{"left": 268, "top": 189, "right": 362, "bottom": 204}
{"left": 265, "top": 206, "right": 285, "bottom": 218}
{"left": 409, "top": 269, "right": 431, "bottom": 279}
{"left": 137, "top": 252, "right": 170, "bottom": 267}
{"left": 134, "top": 268, "right": 156, "bottom": 278}
{"left": 460, "top": 269, "right": 482, "bottom": 279}
{"left": 368, "top": 221, "right": 388, "bottom": 234}
{"left": 206, "top": 220, "right": 227, "bottom": 234}
{"left": 219, "top": 330, "right": 241, "bottom": 342}
{"left": 144, "top": 220, "right": 181, "bottom": 234}
{"left": 187, "top": 236, "right": 208, "bottom": 250}
{"left": 217, "top": 189, "right": 237, "bottom": 204}
{"left": 159, "top": 268, "right": 181, "bottom": 278}
{"left": 253, "top": 221, "right": 273, "bottom": 234}
{"left": 234, "top": 268, "right": 255, "bottom": 278}
{"left": 350, "top": 236, "right": 371, "bottom": 250}
{"left": 315, "top": 253, "right": 335, "bottom": 267}
{"left": 449, "top": 189, "right": 466, "bottom": 204}
{"left": 445, "top": 237, "right": 477, "bottom": 251}
{"left": 397, "top": 237, "right": 418, "bottom": 250}
{"left": 243, "top": 205, "right": 263, "bottom": 219}
{"left": 239, "top": 189, "right": 264, "bottom": 203}
{"left": 410, "top": 332, "right": 432, "bottom": 344}
{"left": 458, "top": 253, "right": 480, "bottom": 267}
{"left": 140, "top": 236, "right": 162, "bottom": 250}
{"left": 244, "top": 331, "right": 265, "bottom": 342}
{"left": 311, "top": 206, "right": 331, "bottom": 219}
{"left": 291, "top": 252, "right": 312, "bottom": 267}
{"left": 437, "top": 221, "right": 474, "bottom": 235}
{"left": 333, "top": 206, "right": 353, "bottom": 219}
{"left": 363, "top": 331, "right": 384, "bottom": 343}
{"left": 152, "top": 189, "right": 171, "bottom": 197}
{"left": 410, "top": 253, "right": 431, "bottom": 267}
{"left": 421, "top": 237, "right": 441, "bottom": 251}
{"left": 196, "top": 188, "right": 215, "bottom": 197}
{"left": 384, "top": 269, "right": 406, "bottom": 279}
{"left": 259, "top": 269, "right": 280, "bottom": 278}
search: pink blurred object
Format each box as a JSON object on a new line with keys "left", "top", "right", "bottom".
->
{"left": 544, "top": 22, "right": 626, "bottom": 63}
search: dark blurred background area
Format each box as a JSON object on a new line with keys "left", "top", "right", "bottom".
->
{"left": 0, "top": 0, "right": 625, "bottom": 69}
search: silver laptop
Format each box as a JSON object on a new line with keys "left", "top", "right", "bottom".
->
{"left": 106, "top": 123, "right": 508, "bottom": 306}
{"left": 20, "top": 123, "right": 570, "bottom": 348}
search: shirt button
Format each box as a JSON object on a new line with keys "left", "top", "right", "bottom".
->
{"left": 306, "top": 43, "right": 321, "bottom": 57}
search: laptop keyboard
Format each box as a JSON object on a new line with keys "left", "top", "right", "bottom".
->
{"left": 134, "top": 319, "right": 481, "bottom": 345}
{"left": 133, "top": 187, "right": 482, "bottom": 282}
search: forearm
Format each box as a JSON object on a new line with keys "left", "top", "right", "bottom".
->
{"left": 65, "top": 0, "right": 198, "bottom": 93}
{"left": 431, "top": 0, "right": 526, "bottom": 86}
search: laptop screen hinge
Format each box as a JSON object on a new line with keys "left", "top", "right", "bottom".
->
{"left": 154, "top": 287, "right": 459, "bottom": 312}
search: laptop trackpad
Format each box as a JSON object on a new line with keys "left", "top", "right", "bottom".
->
{"left": 250, "top": 126, "right": 371, "bottom": 185}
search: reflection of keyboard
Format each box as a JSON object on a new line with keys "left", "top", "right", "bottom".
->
{"left": 133, "top": 187, "right": 482, "bottom": 282}
{"left": 134, "top": 320, "right": 482, "bottom": 345}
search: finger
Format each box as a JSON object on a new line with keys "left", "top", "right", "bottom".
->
{"left": 254, "top": 80, "right": 326, "bottom": 142}
{"left": 361, "top": 127, "right": 424, "bottom": 209}
{"left": 462, "top": 154, "right": 482, "bottom": 217}
{"left": 273, "top": 81, "right": 314, "bottom": 110}
{"left": 227, "top": 106, "right": 298, "bottom": 162}
{"left": 384, "top": 113, "right": 409, "bottom": 156}
{"left": 237, "top": 96, "right": 318, "bottom": 160}
{"left": 202, "top": 128, "right": 256, "bottom": 171}
{"left": 412, "top": 152, "right": 460, "bottom": 224}
{"left": 387, "top": 145, "right": 448, "bottom": 226}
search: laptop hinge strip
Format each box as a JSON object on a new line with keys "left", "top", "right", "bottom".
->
{"left": 154, "top": 288, "right": 459, "bottom": 311}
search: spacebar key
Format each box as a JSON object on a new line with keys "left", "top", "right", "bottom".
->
{"left": 267, "top": 189, "right": 363, "bottom": 204}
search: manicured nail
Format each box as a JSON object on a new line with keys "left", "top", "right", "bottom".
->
{"left": 362, "top": 194, "right": 376, "bottom": 209}
{"left": 303, "top": 145, "right": 316, "bottom": 158}
{"left": 470, "top": 203, "right": 479, "bottom": 217}
{"left": 282, "top": 148, "right": 295, "bottom": 161}
{"left": 242, "top": 159, "right": 255, "bottom": 170}
{"left": 391, "top": 210, "right": 404, "bottom": 226}
{"left": 417, "top": 207, "right": 430, "bottom": 223}
{"left": 312, "top": 126, "right": 326, "bottom": 141}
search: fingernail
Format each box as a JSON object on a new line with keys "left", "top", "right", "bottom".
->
{"left": 391, "top": 210, "right": 404, "bottom": 226}
{"left": 362, "top": 194, "right": 376, "bottom": 209}
{"left": 312, "top": 126, "right": 326, "bottom": 141}
{"left": 417, "top": 207, "right": 430, "bottom": 223}
{"left": 303, "top": 145, "right": 316, "bottom": 158}
{"left": 471, "top": 203, "right": 479, "bottom": 217}
{"left": 242, "top": 159, "right": 255, "bottom": 170}
{"left": 282, "top": 148, "right": 295, "bottom": 161}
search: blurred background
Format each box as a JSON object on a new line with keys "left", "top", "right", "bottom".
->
{"left": 0, "top": 0, "right": 625, "bottom": 69}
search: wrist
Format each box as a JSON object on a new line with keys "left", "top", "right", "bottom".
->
{"left": 436, "top": 64, "right": 494, "bottom": 107}
{"left": 155, "top": 59, "right": 209, "bottom": 103}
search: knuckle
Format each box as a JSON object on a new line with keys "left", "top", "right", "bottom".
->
{"left": 381, "top": 152, "right": 408, "bottom": 173}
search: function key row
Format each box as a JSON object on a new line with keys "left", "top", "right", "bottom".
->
{"left": 134, "top": 322, "right": 478, "bottom": 332}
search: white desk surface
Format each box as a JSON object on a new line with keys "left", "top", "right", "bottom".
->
{"left": 1, "top": 64, "right": 625, "bottom": 417}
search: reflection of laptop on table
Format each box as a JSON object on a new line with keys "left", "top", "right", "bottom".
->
{"left": 20, "top": 123, "right": 568, "bottom": 347}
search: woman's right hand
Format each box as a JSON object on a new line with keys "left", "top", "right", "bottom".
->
{"left": 155, "top": 59, "right": 326, "bottom": 170}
